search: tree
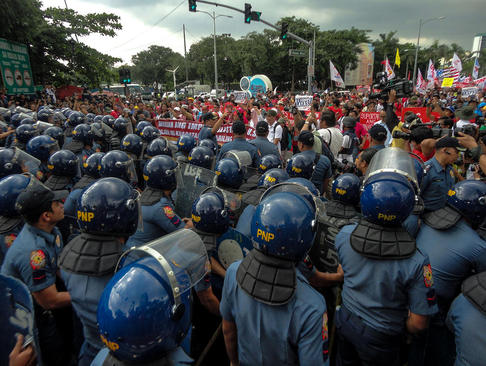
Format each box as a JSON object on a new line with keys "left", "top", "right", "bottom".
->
{"left": 1, "top": 0, "right": 122, "bottom": 88}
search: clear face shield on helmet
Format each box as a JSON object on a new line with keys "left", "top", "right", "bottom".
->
{"left": 8, "top": 147, "right": 41, "bottom": 174}
{"left": 222, "top": 150, "right": 252, "bottom": 169}
{"left": 115, "top": 159, "right": 138, "bottom": 184}
{"left": 34, "top": 121, "right": 53, "bottom": 132}
{"left": 202, "top": 186, "right": 242, "bottom": 213}
{"left": 364, "top": 147, "right": 419, "bottom": 192}
{"left": 118, "top": 229, "right": 210, "bottom": 311}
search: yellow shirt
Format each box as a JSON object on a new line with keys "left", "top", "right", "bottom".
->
{"left": 391, "top": 122, "right": 407, "bottom": 150}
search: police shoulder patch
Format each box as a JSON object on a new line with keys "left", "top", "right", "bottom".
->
{"left": 4, "top": 233, "right": 17, "bottom": 248}
{"left": 30, "top": 250, "right": 46, "bottom": 270}
{"left": 423, "top": 264, "right": 434, "bottom": 288}
{"left": 163, "top": 206, "right": 175, "bottom": 219}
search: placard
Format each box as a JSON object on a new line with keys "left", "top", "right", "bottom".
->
{"left": 295, "top": 95, "right": 313, "bottom": 111}
{"left": 359, "top": 112, "right": 381, "bottom": 129}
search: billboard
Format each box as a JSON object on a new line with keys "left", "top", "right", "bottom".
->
{"left": 0, "top": 38, "right": 35, "bottom": 95}
{"left": 344, "top": 43, "right": 374, "bottom": 86}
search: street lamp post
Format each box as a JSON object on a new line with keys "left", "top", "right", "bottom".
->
{"left": 197, "top": 10, "right": 232, "bottom": 95}
{"left": 412, "top": 16, "right": 445, "bottom": 87}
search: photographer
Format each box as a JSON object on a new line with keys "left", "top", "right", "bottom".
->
{"left": 410, "top": 125, "right": 436, "bottom": 162}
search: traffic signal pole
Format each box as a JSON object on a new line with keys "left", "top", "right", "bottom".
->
{"left": 191, "top": 0, "right": 314, "bottom": 93}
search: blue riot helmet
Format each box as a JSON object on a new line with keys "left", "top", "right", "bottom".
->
{"left": 26, "top": 135, "right": 59, "bottom": 162}
{"left": 286, "top": 153, "right": 315, "bottom": 179}
{"left": 141, "top": 125, "right": 161, "bottom": 143}
{"left": 72, "top": 123, "right": 94, "bottom": 145}
{"left": 77, "top": 177, "right": 140, "bottom": 236}
{"left": 113, "top": 117, "right": 128, "bottom": 135}
{"left": 0, "top": 174, "right": 30, "bottom": 230}
{"left": 258, "top": 154, "right": 282, "bottom": 174}
{"left": 146, "top": 137, "right": 172, "bottom": 157}
{"left": 52, "top": 111, "right": 66, "bottom": 124}
{"left": 361, "top": 172, "right": 415, "bottom": 226}
{"left": 257, "top": 168, "right": 290, "bottom": 189}
{"left": 15, "top": 124, "right": 36, "bottom": 143}
{"left": 135, "top": 121, "right": 151, "bottom": 136}
{"left": 331, "top": 173, "right": 361, "bottom": 205}
{"left": 100, "top": 150, "right": 137, "bottom": 183}
{"left": 82, "top": 152, "right": 104, "bottom": 178}
{"left": 192, "top": 191, "right": 230, "bottom": 234}
{"left": 91, "top": 122, "right": 106, "bottom": 141}
{"left": 143, "top": 155, "right": 178, "bottom": 190}
{"left": 102, "top": 115, "right": 116, "bottom": 128}
{"left": 98, "top": 229, "right": 208, "bottom": 363}
{"left": 0, "top": 148, "right": 40, "bottom": 178}
{"left": 93, "top": 115, "right": 104, "bottom": 124}
{"left": 62, "top": 108, "right": 73, "bottom": 118}
{"left": 47, "top": 150, "right": 79, "bottom": 177}
{"left": 67, "top": 111, "right": 85, "bottom": 127}
{"left": 177, "top": 134, "right": 196, "bottom": 154}
{"left": 251, "top": 191, "right": 317, "bottom": 261}
{"left": 10, "top": 113, "right": 23, "bottom": 128}
{"left": 0, "top": 274, "right": 35, "bottom": 366}
{"left": 447, "top": 180, "right": 486, "bottom": 226}
{"left": 19, "top": 117, "right": 35, "bottom": 125}
{"left": 85, "top": 113, "right": 96, "bottom": 124}
{"left": 188, "top": 146, "right": 214, "bottom": 169}
{"left": 215, "top": 158, "right": 244, "bottom": 189}
{"left": 121, "top": 134, "right": 143, "bottom": 157}
{"left": 198, "top": 138, "right": 218, "bottom": 154}
{"left": 287, "top": 177, "right": 320, "bottom": 197}
{"left": 44, "top": 126, "right": 64, "bottom": 147}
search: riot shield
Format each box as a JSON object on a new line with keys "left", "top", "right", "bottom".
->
{"left": 216, "top": 227, "right": 253, "bottom": 269}
{"left": 222, "top": 150, "right": 252, "bottom": 168}
{"left": 202, "top": 186, "right": 242, "bottom": 218}
{"left": 175, "top": 162, "right": 217, "bottom": 218}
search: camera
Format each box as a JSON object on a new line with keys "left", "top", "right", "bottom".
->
{"left": 392, "top": 130, "right": 411, "bottom": 140}
{"left": 369, "top": 72, "right": 413, "bottom": 99}
{"left": 454, "top": 125, "right": 477, "bottom": 137}
{"left": 332, "top": 159, "right": 357, "bottom": 174}
{"left": 431, "top": 127, "right": 452, "bottom": 139}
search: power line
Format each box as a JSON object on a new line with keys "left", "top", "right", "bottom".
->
{"left": 109, "top": 0, "right": 185, "bottom": 51}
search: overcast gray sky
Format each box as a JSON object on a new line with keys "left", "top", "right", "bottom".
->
{"left": 44, "top": 0, "right": 484, "bottom": 65}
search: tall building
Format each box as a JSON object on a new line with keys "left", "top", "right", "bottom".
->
{"left": 472, "top": 33, "right": 486, "bottom": 56}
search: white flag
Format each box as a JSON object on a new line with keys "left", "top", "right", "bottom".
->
{"left": 416, "top": 69, "right": 427, "bottom": 94}
{"left": 473, "top": 58, "right": 480, "bottom": 80}
{"left": 427, "top": 59, "right": 437, "bottom": 81}
{"left": 329, "top": 61, "right": 345, "bottom": 87}
{"left": 451, "top": 53, "right": 462, "bottom": 72}
{"left": 384, "top": 57, "right": 395, "bottom": 80}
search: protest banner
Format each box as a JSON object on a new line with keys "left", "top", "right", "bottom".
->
{"left": 441, "top": 78, "right": 454, "bottom": 88}
{"left": 359, "top": 112, "right": 380, "bottom": 130}
{"left": 295, "top": 95, "right": 313, "bottom": 111}
{"left": 233, "top": 91, "right": 247, "bottom": 103}
{"left": 461, "top": 87, "right": 479, "bottom": 98}
{"left": 401, "top": 107, "right": 430, "bottom": 123}
{"left": 156, "top": 119, "right": 256, "bottom": 144}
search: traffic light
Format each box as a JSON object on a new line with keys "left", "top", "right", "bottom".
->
{"left": 118, "top": 69, "right": 131, "bottom": 84}
{"left": 189, "top": 0, "right": 197, "bottom": 12}
{"left": 244, "top": 3, "right": 252, "bottom": 24}
{"left": 125, "top": 69, "right": 131, "bottom": 84}
{"left": 251, "top": 11, "right": 261, "bottom": 21}
{"left": 280, "top": 23, "right": 289, "bottom": 40}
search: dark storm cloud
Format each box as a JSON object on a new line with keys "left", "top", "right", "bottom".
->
{"left": 85, "top": 0, "right": 484, "bottom": 50}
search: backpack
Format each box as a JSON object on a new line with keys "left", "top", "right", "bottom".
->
{"left": 273, "top": 123, "right": 292, "bottom": 151}
{"left": 311, "top": 130, "right": 335, "bottom": 167}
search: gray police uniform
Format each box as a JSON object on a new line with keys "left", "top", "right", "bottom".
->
{"left": 216, "top": 137, "right": 260, "bottom": 168}
{"left": 297, "top": 150, "right": 332, "bottom": 195}
{"left": 446, "top": 273, "right": 486, "bottom": 366}
{"left": 421, "top": 157, "right": 455, "bottom": 211}
{"left": 125, "top": 189, "right": 185, "bottom": 248}
{"left": 198, "top": 125, "right": 217, "bottom": 145}
{"left": 335, "top": 222, "right": 438, "bottom": 365}
{"left": 249, "top": 136, "right": 281, "bottom": 158}
{"left": 91, "top": 346, "right": 193, "bottom": 366}
{"left": 60, "top": 233, "right": 124, "bottom": 366}
{"left": 220, "top": 251, "right": 329, "bottom": 366}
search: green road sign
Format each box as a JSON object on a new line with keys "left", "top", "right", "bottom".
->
{"left": 0, "top": 38, "right": 35, "bottom": 95}
{"left": 289, "top": 49, "right": 306, "bottom": 57}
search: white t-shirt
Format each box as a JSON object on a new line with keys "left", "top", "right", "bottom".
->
{"left": 318, "top": 127, "right": 343, "bottom": 157}
{"left": 455, "top": 119, "right": 475, "bottom": 129}
{"left": 268, "top": 122, "right": 283, "bottom": 153}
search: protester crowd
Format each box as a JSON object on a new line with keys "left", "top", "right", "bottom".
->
{"left": 0, "top": 83, "right": 485, "bottom": 366}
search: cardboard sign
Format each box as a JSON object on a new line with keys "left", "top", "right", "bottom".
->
{"left": 461, "top": 87, "right": 479, "bottom": 98}
{"left": 295, "top": 95, "right": 313, "bottom": 111}
{"left": 401, "top": 107, "right": 430, "bottom": 123}
{"left": 157, "top": 119, "right": 256, "bottom": 144}
{"left": 441, "top": 78, "right": 454, "bottom": 88}
{"left": 233, "top": 91, "right": 248, "bottom": 103}
{"left": 359, "top": 112, "right": 381, "bottom": 130}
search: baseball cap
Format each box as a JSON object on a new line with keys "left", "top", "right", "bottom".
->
{"left": 256, "top": 121, "right": 269, "bottom": 133}
{"left": 435, "top": 137, "right": 465, "bottom": 151}
{"left": 298, "top": 131, "right": 315, "bottom": 146}
{"left": 173, "top": 107, "right": 181, "bottom": 112}
{"left": 15, "top": 177, "right": 68, "bottom": 217}
{"left": 369, "top": 124, "right": 387, "bottom": 141}
{"left": 232, "top": 120, "right": 246, "bottom": 135}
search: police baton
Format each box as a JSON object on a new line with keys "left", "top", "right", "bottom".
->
{"left": 194, "top": 322, "right": 222, "bottom": 366}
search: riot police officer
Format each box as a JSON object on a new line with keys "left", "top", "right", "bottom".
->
{"left": 45, "top": 149, "right": 79, "bottom": 191}
{"left": 175, "top": 134, "right": 196, "bottom": 163}
{"left": 334, "top": 169, "right": 438, "bottom": 366}
{"left": 1, "top": 177, "right": 71, "bottom": 366}
{"left": 26, "top": 134, "right": 60, "bottom": 180}
{"left": 99, "top": 150, "right": 138, "bottom": 186}
{"left": 412, "top": 180, "right": 486, "bottom": 366}
{"left": 287, "top": 130, "right": 332, "bottom": 196}
{"left": 250, "top": 121, "right": 281, "bottom": 158}
{"left": 216, "top": 120, "right": 260, "bottom": 168}
{"left": 220, "top": 190, "right": 329, "bottom": 365}
{"left": 214, "top": 157, "right": 244, "bottom": 190}
{"left": 60, "top": 177, "right": 140, "bottom": 366}
{"left": 125, "top": 155, "right": 191, "bottom": 248}
{"left": 0, "top": 174, "right": 29, "bottom": 265}
{"left": 188, "top": 145, "right": 214, "bottom": 169}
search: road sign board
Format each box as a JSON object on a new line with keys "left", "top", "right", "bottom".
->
{"left": 289, "top": 49, "right": 306, "bottom": 57}
{"left": 0, "top": 38, "right": 34, "bottom": 95}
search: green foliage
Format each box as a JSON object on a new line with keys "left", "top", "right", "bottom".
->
{"left": 1, "top": 0, "right": 122, "bottom": 88}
